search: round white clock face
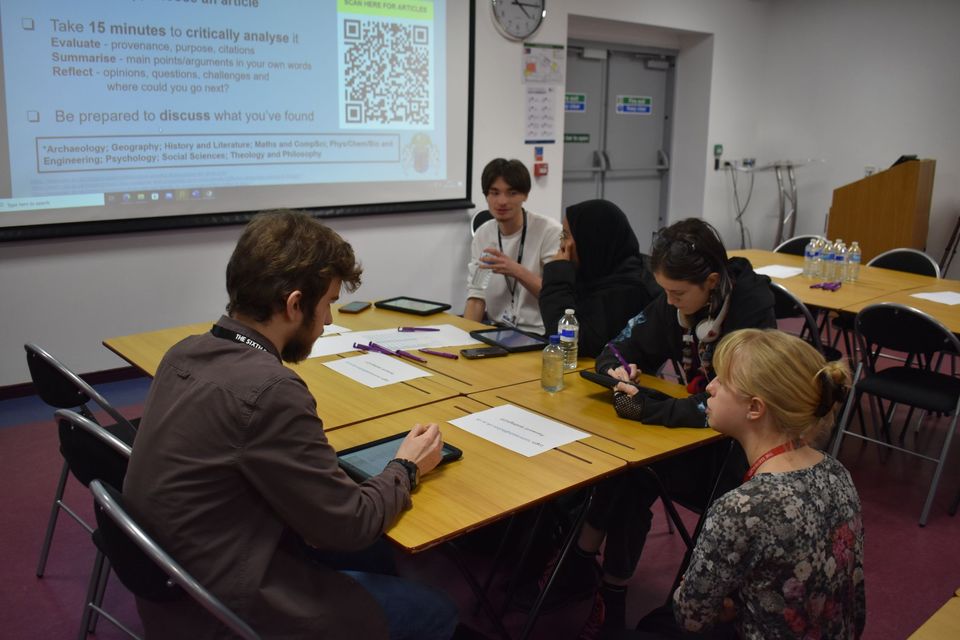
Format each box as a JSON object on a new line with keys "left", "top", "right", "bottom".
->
{"left": 491, "top": 0, "right": 545, "bottom": 40}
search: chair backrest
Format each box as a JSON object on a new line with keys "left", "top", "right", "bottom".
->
{"left": 867, "top": 248, "right": 941, "bottom": 278}
{"left": 773, "top": 235, "right": 822, "bottom": 256}
{"left": 25, "top": 343, "right": 136, "bottom": 432}
{"left": 471, "top": 209, "right": 493, "bottom": 236}
{"left": 55, "top": 409, "right": 131, "bottom": 489}
{"left": 769, "top": 282, "right": 827, "bottom": 355}
{"left": 89, "top": 480, "right": 262, "bottom": 640}
{"left": 855, "top": 303, "right": 960, "bottom": 371}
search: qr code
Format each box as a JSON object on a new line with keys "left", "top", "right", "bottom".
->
{"left": 340, "top": 19, "right": 432, "bottom": 128}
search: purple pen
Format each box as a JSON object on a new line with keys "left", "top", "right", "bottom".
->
{"left": 608, "top": 343, "right": 633, "bottom": 376}
{"left": 396, "top": 349, "right": 429, "bottom": 363}
{"left": 367, "top": 341, "right": 397, "bottom": 356}
{"left": 419, "top": 348, "right": 459, "bottom": 360}
{"left": 352, "top": 342, "right": 374, "bottom": 352}
{"left": 398, "top": 327, "right": 441, "bottom": 332}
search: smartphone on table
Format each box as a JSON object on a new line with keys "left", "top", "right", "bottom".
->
{"left": 460, "top": 346, "right": 509, "bottom": 359}
{"left": 340, "top": 301, "right": 371, "bottom": 314}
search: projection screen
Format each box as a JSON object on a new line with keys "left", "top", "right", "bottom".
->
{"left": 0, "top": 0, "right": 474, "bottom": 240}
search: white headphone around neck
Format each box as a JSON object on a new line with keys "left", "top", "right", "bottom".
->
{"left": 677, "top": 293, "right": 731, "bottom": 343}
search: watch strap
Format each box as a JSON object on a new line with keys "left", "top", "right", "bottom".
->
{"left": 389, "top": 458, "right": 419, "bottom": 490}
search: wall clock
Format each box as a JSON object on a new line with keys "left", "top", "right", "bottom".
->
{"left": 491, "top": 0, "right": 545, "bottom": 40}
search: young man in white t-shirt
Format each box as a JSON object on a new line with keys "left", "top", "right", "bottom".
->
{"left": 465, "top": 158, "right": 561, "bottom": 334}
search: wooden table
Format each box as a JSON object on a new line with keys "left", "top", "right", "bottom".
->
{"left": 103, "top": 305, "right": 586, "bottom": 401}
{"left": 103, "top": 317, "right": 458, "bottom": 430}
{"left": 324, "top": 397, "right": 626, "bottom": 552}
{"left": 731, "top": 249, "right": 938, "bottom": 312}
{"left": 908, "top": 590, "right": 960, "bottom": 639}
{"left": 841, "top": 280, "right": 960, "bottom": 334}
{"left": 469, "top": 371, "right": 722, "bottom": 465}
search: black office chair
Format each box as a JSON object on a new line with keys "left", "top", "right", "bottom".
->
{"left": 52, "top": 409, "right": 132, "bottom": 640}
{"left": 773, "top": 234, "right": 822, "bottom": 256}
{"left": 84, "top": 479, "right": 261, "bottom": 640}
{"left": 25, "top": 343, "right": 139, "bottom": 578}
{"left": 831, "top": 248, "right": 941, "bottom": 357}
{"left": 471, "top": 209, "right": 493, "bottom": 236}
{"left": 830, "top": 303, "right": 960, "bottom": 526}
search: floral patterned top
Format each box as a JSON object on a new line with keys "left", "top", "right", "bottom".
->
{"left": 674, "top": 454, "right": 865, "bottom": 639}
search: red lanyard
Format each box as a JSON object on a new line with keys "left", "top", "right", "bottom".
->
{"left": 743, "top": 439, "right": 803, "bottom": 482}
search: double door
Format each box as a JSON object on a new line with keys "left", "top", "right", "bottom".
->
{"left": 562, "top": 43, "right": 675, "bottom": 251}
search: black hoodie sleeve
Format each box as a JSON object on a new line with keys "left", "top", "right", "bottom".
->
{"left": 596, "top": 294, "right": 679, "bottom": 376}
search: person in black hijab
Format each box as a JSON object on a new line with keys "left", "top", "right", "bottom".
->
{"left": 539, "top": 199, "right": 659, "bottom": 357}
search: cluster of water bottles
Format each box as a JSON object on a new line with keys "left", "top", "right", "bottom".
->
{"left": 542, "top": 308, "right": 579, "bottom": 392}
{"left": 804, "top": 237, "right": 862, "bottom": 283}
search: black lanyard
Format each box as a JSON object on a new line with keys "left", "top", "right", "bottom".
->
{"left": 211, "top": 324, "right": 267, "bottom": 352}
{"left": 497, "top": 209, "right": 527, "bottom": 299}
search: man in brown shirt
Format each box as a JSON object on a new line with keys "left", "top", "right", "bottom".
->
{"left": 123, "top": 211, "right": 457, "bottom": 639}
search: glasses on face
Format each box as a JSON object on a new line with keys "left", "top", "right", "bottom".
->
{"left": 560, "top": 229, "right": 570, "bottom": 243}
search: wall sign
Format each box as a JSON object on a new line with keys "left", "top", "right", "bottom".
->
{"left": 615, "top": 95, "right": 652, "bottom": 115}
{"left": 564, "top": 93, "right": 586, "bottom": 112}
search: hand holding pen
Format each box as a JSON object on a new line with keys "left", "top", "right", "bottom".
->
{"left": 607, "top": 343, "right": 637, "bottom": 382}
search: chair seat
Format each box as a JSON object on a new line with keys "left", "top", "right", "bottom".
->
{"left": 858, "top": 367, "right": 960, "bottom": 414}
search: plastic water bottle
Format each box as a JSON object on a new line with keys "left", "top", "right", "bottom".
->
{"left": 811, "top": 238, "right": 824, "bottom": 279}
{"left": 541, "top": 335, "right": 564, "bottom": 393}
{"left": 558, "top": 308, "right": 579, "bottom": 370}
{"left": 469, "top": 252, "right": 493, "bottom": 289}
{"left": 803, "top": 237, "right": 818, "bottom": 278}
{"left": 834, "top": 240, "right": 847, "bottom": 282}
{"left": 846, "top": 241, "right": 861, "bottom": 282}
{"left": 822, "top": 240, "right": 836, "bottom": 281}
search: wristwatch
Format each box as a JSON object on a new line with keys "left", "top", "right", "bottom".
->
{"left": 390, "top": 458, "right": 420, "bottom": 490}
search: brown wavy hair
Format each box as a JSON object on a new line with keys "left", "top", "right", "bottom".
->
{"left": 225, "top": 210, "right": 362, "bottom": 323}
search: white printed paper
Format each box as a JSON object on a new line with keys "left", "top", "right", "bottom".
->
{"left": 307, "top": 324, "right": 475, "bottom": 359}
{"left": 754, "top": 265, "right": 804, "bottom": 279}
{"left": 449, "top": 404, "right": 587, "bottom": 457}
{"left": 351, "top": 325, "right": 476, "bottom": 351}
{"left": 322, "top": 353, "right": 431, "bottom": 388}
{"left": 322, "top": 323, "right": 352, "bottom": 335}
{"left": 308, "top": 334, "right": 360, "bottom": 358}
{"left": 910, "top": 291, "right": 960, "bottom": 306}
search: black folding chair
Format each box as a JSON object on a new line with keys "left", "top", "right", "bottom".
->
{"left": 471, "top": 209, "right": 493, "bottom": 236}
{"left": 830, "top": 303, "right": 960, "bottom": 526}
{"left": 84, "top": 479, "right": 261, "bottom": 640}
{"left": 769, "top": 282, "right": 842, "bottom": 361}
{"left": 831, "top": 248, "right": 941, "bottom": 357}
{"left": 26, "top": 343, "right": 138, "bottom": 578}
{"left": 773, "top": 234, "right": 822, "bottom": 256}
{"left": 52, "top": 409, "right": 132, "bottom": 640}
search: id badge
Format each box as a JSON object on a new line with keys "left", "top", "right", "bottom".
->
{"left": 499, "top": 309, "right": 517, "bottom": 327}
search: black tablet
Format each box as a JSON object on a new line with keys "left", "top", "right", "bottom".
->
{"left": 580, "top": 370, "right": 640, "bottom": 390}
{"left": 338, "top": 432, "right": 462, "bottom": 483}
{"left": 469, "top": 327, "right": 548, "bottom": 353}
{"left": 375, "top": 296, "right": 451, "bottom": 316}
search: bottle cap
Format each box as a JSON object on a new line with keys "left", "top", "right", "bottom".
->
{"left": 549, "top": 334, "right": 561, "bottom": 344}
{"left": 564, "top": 308, "right": 574, "bottom": 315}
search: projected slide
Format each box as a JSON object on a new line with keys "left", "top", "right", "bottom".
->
{"left": 0, "top": 0, "right": 471, "bottom": 235}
